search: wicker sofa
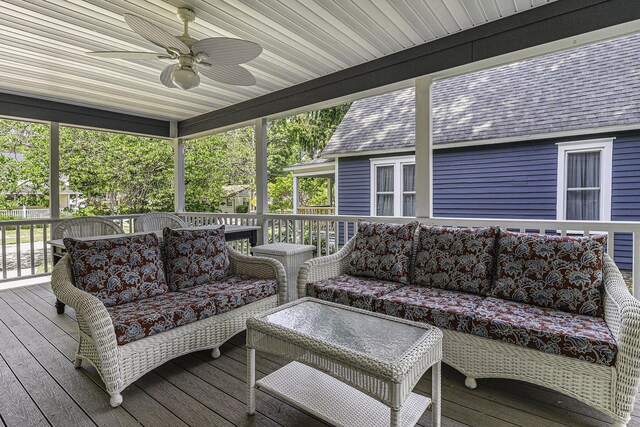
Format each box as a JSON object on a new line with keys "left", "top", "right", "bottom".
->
{"left": 297, "top": 221, "right": 640, "bottom": 426}
{"left": 52, "top": 228, "right": 286, "bottom": 408}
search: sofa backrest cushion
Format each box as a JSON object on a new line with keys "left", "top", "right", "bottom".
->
{"left": 413, "top": 225, "right": 498, "bottom": 295}
{"left": 491, "top": 230, "right": 606, "bottom": 317}
{"left": 163, "top": 226, "right": 230, "bottom": 291}
{"left": 349, "top": 220, "right": 418, "bottom": 285}
{"left": 64, "top": 233, "right": 168, "bottom": 307}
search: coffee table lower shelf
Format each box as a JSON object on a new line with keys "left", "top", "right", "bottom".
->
{"left": 255, "top": 361, "right": 431, "bottom": 427}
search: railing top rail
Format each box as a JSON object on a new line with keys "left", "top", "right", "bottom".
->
{"left": 258, "top": 213, "right": 640, "bottom": 232}
{"left": 0, "top": 213, "right": 143, "bottom": 227}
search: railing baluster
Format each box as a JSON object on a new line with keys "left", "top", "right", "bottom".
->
{"left": 43, "top": 223, "right": 49, "bottom": 273}
{"left": 30, "top": 224, "right": 35, "bottom": 275}
{"left": 634, "top": 232, "right": 640, "bottom": 299}
{"left": 316, "top": 220, "right": 321, "bottom": 255}
{"left": 607, "top": 233, "right": 615, "bottom": 257}
{"left": 1, "top": 226, "right": 6, "bottom": 279}
{"left": 16, "top": 226, "right": 21, "bottom": 277}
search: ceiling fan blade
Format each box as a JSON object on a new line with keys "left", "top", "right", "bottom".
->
{"left": 86, "top": 51, "right": 169, "bottom": 59}
{"left": 124, "top": 14, "right": 189, "bottom": 54}
{"left": 160, "top": 64, "right": 179, "bottom": 88}
{"left": 199, "top": 64, "right": 256, "bottom": 86}
{"left": 192, "top": 38, "right": 262, "bottom": 65}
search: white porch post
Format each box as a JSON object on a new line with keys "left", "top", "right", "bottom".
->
{"left": 171, "top": 122, "right": 185, "bottom": 213}
{"left": 415, "top": 76, "right": 433, "bottom": 219}
{"left": 292, "top": 175, "right": 299, "bottom": 214}
{"left": 49, "top": 122, "right": 60, "bottom": 219}
{"left": 255, "top": 118, "right": 268, "bottom": 244}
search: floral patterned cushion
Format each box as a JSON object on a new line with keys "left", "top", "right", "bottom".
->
{"left": 413, "top": 226, "right": 498, "bottom": 295}
{"left": 64, "top": 233, "right": 168, "bottom": 307}
{"left": 349, "top": 220, "right": 419, "bottom": 285}
{"left": 375, "top": 286, "right": 483, "bottom": 333}
{"left": 471, "top": 297, "right": 617, "bottom": 366}
{"left": 163, "top": 226, "right": 230, "bottom": 291}
{"left": 107, "top": 292, "right": 217, "bottom": 345}
{"left": 491, "top": 230, "right": 606, "bottom": 317}
{"left": 179, "top": 275, "right": 278, "bottom": 314}
{"left": 307, "top": 274, "right": 403, "bottom": 311}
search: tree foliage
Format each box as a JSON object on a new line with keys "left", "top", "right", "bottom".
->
{"left": 0, "top": 103, "right": 350, "bottom": 214}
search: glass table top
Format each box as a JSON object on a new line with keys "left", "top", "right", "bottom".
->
{"left": 264, "top": 300, "right": 430, "bottom": 362}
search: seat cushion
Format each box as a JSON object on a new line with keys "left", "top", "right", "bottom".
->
{"left": 413, "top": 225, "right": 498, "bottom": 295}
{"left": 179, "top": 275, "right": 278, "bottom": 314}
{"left": 349, "top": 220, "right": 419, "bottom": 285}
{"left": 307, "top": 274, "right": 403, "bottom": 311}
{"left": 163, "top": 226, "right": 230, "bottom": 291}
{"left": 491, "top": 230, "right": 606, "bottom": 317}
{"left": 107, "top": 292, "right": 217, "bottom": 345}
{"left": 64, "top": 233, "right": 168, "bottom": 307}
{"left": 375, "top": 286, "right": 483, "bottom": 333}
{"left": 471, "top": 297, "right": 617, "bottom": 366}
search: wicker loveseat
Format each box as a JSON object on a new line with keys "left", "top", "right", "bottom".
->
{"left": 52, "top": 227, "right": 286, "bottom": 408}
{"left": 297, "top": 221, "right": 640, "bottom": 426}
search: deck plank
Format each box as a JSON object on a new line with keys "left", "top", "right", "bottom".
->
{"left": 0, "top": 294, "right": 140, "bottom": 427}
{"left": 0, "top": 354, "right": 50, "bottom": 427}
{"left": 0, "top": 311, "right": 95, "bottom": 427}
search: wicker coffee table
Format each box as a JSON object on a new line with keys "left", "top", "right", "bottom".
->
{"left": 246, "top": 297, "right": 443, "bottom": 427}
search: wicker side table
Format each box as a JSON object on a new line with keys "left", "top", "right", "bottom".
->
{"left": 251, "top": 243, "right": 315, "bottom": 302}
{"left": 247, "top": 298, "right": 443, "bottom": 427}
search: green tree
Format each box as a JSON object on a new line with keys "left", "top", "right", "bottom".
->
{"left": 267, "top": 104, "right": 350, "bottom": 212}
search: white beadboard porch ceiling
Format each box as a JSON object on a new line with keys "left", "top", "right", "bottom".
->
{"left": 0, "top": 0, "right": 554, "bottom": 122}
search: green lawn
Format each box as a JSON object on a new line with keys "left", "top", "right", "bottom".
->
{"left": 3, "top": 227, "right": 46, "bottom": 246}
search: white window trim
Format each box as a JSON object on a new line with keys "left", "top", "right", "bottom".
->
{"left": 370, "top": 155, "right": 416, "bottom": 216}
{"left": 556, "top": 138, "right": 613, "bottom": 221}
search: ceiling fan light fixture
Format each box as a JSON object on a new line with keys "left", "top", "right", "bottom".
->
{"left": 171, "top": 66, "right": 200, "bottom": 90}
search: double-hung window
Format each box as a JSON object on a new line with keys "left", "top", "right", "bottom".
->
{"left": 371, "top": 156, "right": 416, "bottom": 217}
{"left": 557, "top": 139, "right": 612, "bottom": 221}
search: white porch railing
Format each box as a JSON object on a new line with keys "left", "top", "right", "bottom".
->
{"left": 183, "top": 213, "right": 640, "bottom": 297}
{"left": 0, "top": 208, "right": 51, "bottom": 219}
{"left": 3, "top": 212, "right": 640, "bottom": 299}
{"left": 0, "top": 215, "right": 139, "bottom": 282}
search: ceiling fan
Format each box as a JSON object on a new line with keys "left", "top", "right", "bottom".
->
{"left": 87, "top": 8, "right": 262, "bottom": 90}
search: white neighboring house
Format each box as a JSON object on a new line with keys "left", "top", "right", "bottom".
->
{"left": 218, "top": 185, "right": 255, "bottom": 213}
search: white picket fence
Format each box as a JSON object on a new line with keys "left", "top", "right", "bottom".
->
{"left": 0, "top": 208, "right": 50, "bottom": 219}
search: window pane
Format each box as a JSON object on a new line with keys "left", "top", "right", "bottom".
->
{"left": 403, "top": 194, "right": 415, "bottom": 217}
{"left": 376, "top": 194, "right": 394, "bottom": 216}
{"left": 376, "top": 166, "right": 394, "bottom": 192}
{"left": 566, "top": 189, "right": 600, "bottom": 220}
{"left": 403, "top": 164, "right": 415, "bottom": 192}
{"left": 567, "top": 151, "right": 600, "bottom": 188}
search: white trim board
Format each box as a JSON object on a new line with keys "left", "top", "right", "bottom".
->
{"left": 323, "top": 122, "right": 640, "bottom": 159}
{"left": 369, "top": 155, "right": 416, "bottom": 217}
{"left": 556, "top": 138, "right": 613, "bottom": 221}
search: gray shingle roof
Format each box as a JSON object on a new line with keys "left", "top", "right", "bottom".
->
{"left": 322, "top": 33, "right": 640, "bottom": 156}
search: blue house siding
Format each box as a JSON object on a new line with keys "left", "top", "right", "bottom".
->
{"left": 433, "top": 141, "right": 558, "bottom": 219}
{"left": 612, "top": 135, "right": 640, "bottom": 269}
{"left": 335, "top": 137, "right": 640, "bottom": 268}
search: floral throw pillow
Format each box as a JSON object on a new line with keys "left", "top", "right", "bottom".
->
{"left": 163, "top": 226, "right": 230, "bottom": 291}
{"left": 349, "top": 220, "right": 418, "bottom": 285}
{"left": 491, "top": 230, "right": 606, "bottom": 317}
{"left": 64, "top": 233, "right": 168, "bottom": 307}
{"left": 413, "top": 225, "right": 498, "bottom": 295}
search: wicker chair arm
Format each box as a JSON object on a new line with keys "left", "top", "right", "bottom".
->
{"left": 228, "top": 246, "right": 287, "bottom": 305}
{"left": 602, "top": 254, "right": 640, "bottom": 418}
{"left": 296, "top": 236, "right": 356, "bottom": 299}
{"left": 51, "top": 256, "right": 121, "bottom": 383}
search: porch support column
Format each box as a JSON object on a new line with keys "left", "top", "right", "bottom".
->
{"left": 328, "top": 177, "right": 333, "bottom": 208}
{"left": 292, "top": 175, "right": 299, "bottom": 214}
{"left": 415, "top": 76, "right": 433, "bottom": 219}
{"left": 171, "top": 121, "right": 185, "bottom": 213}
{"left": 255, "top": 118, "right": 268, "bottom": 244}
{"left": 49, "top": 122, "right": 60, "bottom": 219}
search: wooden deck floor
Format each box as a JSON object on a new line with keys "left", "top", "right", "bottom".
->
{"left": 0, "top": 284, "right": 638, "bottom": 427}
